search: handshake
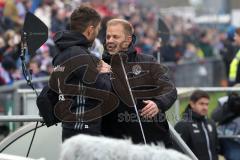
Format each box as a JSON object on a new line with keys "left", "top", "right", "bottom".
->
{"left": 97, "top": 60, "right": 112, "bottom": 73}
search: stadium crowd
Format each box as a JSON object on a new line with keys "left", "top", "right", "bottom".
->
{"left": 1, "top": 1, "right": 240, "bottom": 160}
{"left": 0, "top": 0, "right": 239, "bottom": 87}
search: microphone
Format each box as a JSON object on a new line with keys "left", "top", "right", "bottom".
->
{"left": 60, "top": 134, "right": 191, "bottom": 160}
{"left": 20, "top": 12, "right": 49, "bottom": 158}
{"left": 20, "top": 12, "right": 48, "bottom": 87}
{"left": 22, "top": 12, "right": 48, "bottom": 57}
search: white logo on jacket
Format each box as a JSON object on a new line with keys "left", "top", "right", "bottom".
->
{"left": 192, "top": 123, "right": 198, "bottom": 128}
{"left": 208, "top": 124, "right": 213, "bottom": 132}
{"left": 132, "top": 64, "right": 142, "bottom": 75}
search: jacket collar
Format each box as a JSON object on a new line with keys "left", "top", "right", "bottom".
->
{"left": 54, "top": 31, "right": 93, "bottom": 51}
{"left": 184, "top": 105, "right": 206, "bottom": 122}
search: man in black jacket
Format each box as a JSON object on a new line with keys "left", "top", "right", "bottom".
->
{"left": 211, "top": 92, "right": 240, "bottom": 160}
{"left": 101, "top": 19, "right": 177, "bottom": 147}
{"left": 175, "top": 90, "right": 219, "bottom": 160}
{"left": 50, "top": 5, "right": 115, "bottom": 141}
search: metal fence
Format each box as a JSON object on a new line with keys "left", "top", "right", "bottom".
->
{"left": 0, "top": 77, "right": 48, "bottom": 132}
{"left": 0, "top": 87, "right": 199, "bottom": 160}
{"left": 0, "top": 57, "right": 232, "bottom": 160}
{"left": 0, "top": 57, "right": 230, "bottom": 128}
{"left": 0, "top": 57, "right": 229, "bottom": 132}
{"left": 2, "top": 87, "right": 240, "bottom": 160}
{"left": 1, "top": 85, "right": 240, "bottom": 160}
{"left": 166, "top": 57, "right": 227, "bottom": 87}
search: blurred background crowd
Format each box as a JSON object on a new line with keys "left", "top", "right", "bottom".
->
{"left": 0, "top": 1, "right": 240, "bottom": 159}
{"left": 0, "top": 0, "right": 240, "bottom": 87}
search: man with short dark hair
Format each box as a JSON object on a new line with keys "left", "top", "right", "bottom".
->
{"left": 51, "top": 5, "right": 109, "bottom": 141}
{"left": 175, "top": 90, "right": 219, "bottom": 160}
{"left": 69, "top": 6, "right": 101, "bottom": 41}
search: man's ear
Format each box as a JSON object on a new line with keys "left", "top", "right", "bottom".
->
{"left": 127, "top": 35, "right": 132, "bottom": 43}
{"left": 123, "top": 35, "right": 132, "bottom": 48}
{"left": 83, "top": 26, "right": 94, "bottom": 40}
{"left": 86, "top": 26, "right": 94, "bottom": 36}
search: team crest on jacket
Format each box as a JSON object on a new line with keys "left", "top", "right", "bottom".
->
{"left": 132, "top": 64, "right": 142, "bottom": 75}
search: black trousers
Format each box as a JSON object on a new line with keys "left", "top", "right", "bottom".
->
{"left": 62, "top": 127, "right": 101, "bottom": 142}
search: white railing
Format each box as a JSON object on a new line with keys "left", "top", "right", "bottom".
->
{"left": 2, "top": 86, "right": 240, "bottom": 160}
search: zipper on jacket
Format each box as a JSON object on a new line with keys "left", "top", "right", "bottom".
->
{"left": 201, "top": 122, "right": 212, "bottom": 160}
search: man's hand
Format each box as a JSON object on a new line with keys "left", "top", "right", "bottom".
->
{"left": 97, "top": 60, "right": 112, "bottom": 73}
{"left": 140, "top": 100, "right": 160, "bottom": 118}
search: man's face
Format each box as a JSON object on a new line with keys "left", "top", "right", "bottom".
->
{"left": 190, "top": 97, "right": 209, "bottom": 116}
{"left": 29, "top": 63, "right": 39, "bottom": 74}
{"left": 106, "top": 24, "right": 131, "bottom": 55}
{"left": 234, "top": 33, "right": 240, "bottom": 46}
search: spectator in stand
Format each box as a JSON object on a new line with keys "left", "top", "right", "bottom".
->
{"left": 0, "top": 63, "right": 10, "bottom": 85}
{"left": 34, "top": 0, "right": 53, "bottom": 29}
{"left": 33, "top": 44, "right": 53, "bottom": 72}
{"left": 0, "top": 1, "right": 14, "bottom": 33}
{"left": 1, "top": 56, "right": 18, "bottom": 85}
{"left": 46, "top": 61, "right": 53, "bottom": 75}
{"left": 3, "top": 0, "right": 24, "bottom": 27}
{"left": 27, "top": 59, "right": 48, "bottom": 88}
{"left": 198, "top": 31, "right": 214, "bottom": 58}
{"left": 159, "top": 36, "right": 180, "bottom": 63}
{"left": 0, "top": 36, "right": 6, "bottom": 61}
{"left": 219, "top": 26, "right": 238, "bottom": 78}
{"left": 2, "top": 30, "right": 21, "bottom": 64}
{"left": 228, "top": 27, "right": 240, "bottom": 86}
{"left": 0, "top": 0, "right": 235, "bottom": 88}
{"left": 181, "top": 42, "right": 199, "bottom": 61}
{"left": 51, "top": 8, "right": 67, "bottom": 33}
